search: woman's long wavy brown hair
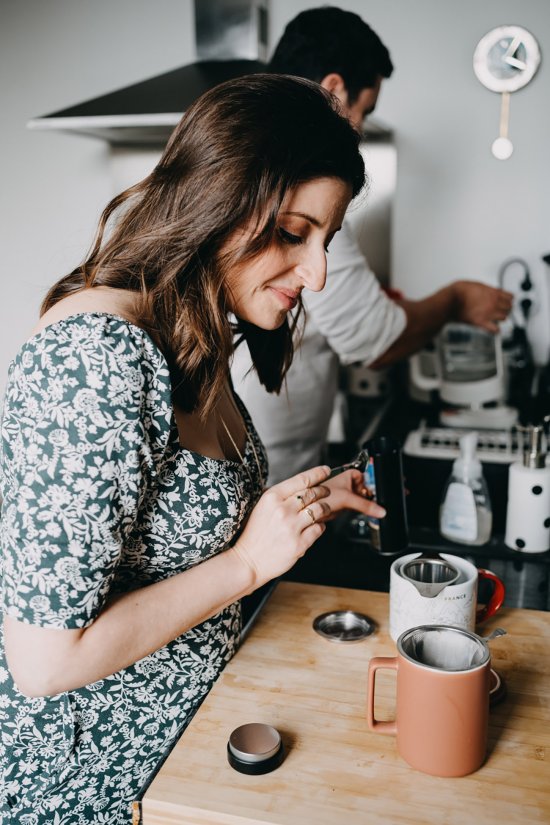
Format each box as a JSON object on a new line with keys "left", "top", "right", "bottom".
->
{"left": 41, "top": 74, "right": 365, "bottom": 417}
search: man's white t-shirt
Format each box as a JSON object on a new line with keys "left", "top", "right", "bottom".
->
{"left": 231, "top": 219, "right": 406, "bottom": 484}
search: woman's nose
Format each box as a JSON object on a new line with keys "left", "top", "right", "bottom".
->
{"left": 295, "top": 249, "right": 327, "bottom": 293}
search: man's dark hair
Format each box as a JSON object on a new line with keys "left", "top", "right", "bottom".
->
{"left": 269, "top": 6, "right": 393, "bottom": 104}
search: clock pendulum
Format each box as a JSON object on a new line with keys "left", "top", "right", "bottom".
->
{"left": 493, "top": 91, "right": 513, "bottom": 160}
{"left": 473, "top": 26, "right": 541, "bottom": 160}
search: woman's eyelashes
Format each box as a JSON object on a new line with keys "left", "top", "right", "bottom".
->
{"left": 278, "top": 225, "right": 332, "bottom": 253}
{"left": 278, "top": 227, "right": 303, "bottom": 246}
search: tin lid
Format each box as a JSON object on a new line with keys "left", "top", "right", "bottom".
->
{"left": 227, "top": 723, "right": 284, "bottom": 775}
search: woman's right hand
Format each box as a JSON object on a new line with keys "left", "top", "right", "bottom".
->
{"left": 230, "top": 465, "right": 332, "bottom": 590}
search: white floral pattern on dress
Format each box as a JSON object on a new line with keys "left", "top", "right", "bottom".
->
{"left": 0, "top": 313, "right": 267, "bottom": 824}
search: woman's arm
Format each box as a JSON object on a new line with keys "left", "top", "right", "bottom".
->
{"left": 4, "top": 466, "right": 335, "bottom": 697}
{"left": 4, "top": 542, "right": 254, "bottom": 697}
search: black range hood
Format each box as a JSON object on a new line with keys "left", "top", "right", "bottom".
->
{"left": 27, "top": 59, "right": 266, "bottom": 146}
{"left": 27, "top": 0, "right": 269, "bottom": 146}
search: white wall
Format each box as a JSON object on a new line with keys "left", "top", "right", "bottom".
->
{"left": 2, "top": 0, "right": 550, "bottom": 394}
{"left": 0, "top": 0, "right": 195, "bottom": 395}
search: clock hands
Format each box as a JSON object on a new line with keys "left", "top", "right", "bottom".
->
{"left": 502, "top": 35, "right": 527, "bottom": 71}
{"left": 503, "top": 34, "right": 521, "bottom": 60}
{"left": 503, "top": 55, "right": 527, "bottom": 71}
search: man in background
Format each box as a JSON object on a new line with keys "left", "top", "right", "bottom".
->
{"left": 232, "top": 6, "right": 513, "bottom": 485}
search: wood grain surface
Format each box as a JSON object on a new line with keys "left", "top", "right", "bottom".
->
{"left": 141, "top": 582, "right": 550, "bottom": 825}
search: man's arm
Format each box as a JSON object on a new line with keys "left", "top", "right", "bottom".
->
{"left": 370, "top": 280, "right": 514, "bottom": 369}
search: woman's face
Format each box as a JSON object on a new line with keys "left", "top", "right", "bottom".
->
{"left": 225, "top": 177, "right": 352, "bottom": 330}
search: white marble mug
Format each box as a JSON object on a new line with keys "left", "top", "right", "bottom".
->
{"left": 389, "top": 552, "right": 505, "bottom": 642}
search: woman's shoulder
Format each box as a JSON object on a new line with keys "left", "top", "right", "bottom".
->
{"left": 3, "top": 306, "right": 174, "bottom": 457}
{"left": 29, "top": 286, "right": 139, "bottom": 339}
{"left": 33, "top": 313, "right": 164, "bottom": 375}
{"left": 21, "top": 288, "right": 163, "bottom": 367}
{"left": 9, "top": 291, "right": 172, "bottom": 409}
{"left": 2, "top": 290, "right": 173, "bottom": 456}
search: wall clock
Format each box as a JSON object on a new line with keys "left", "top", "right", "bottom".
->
{"left": 473, "top": 25, "right": 541, "bottom": 159}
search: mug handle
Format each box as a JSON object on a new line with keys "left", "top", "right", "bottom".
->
{"left": 476, "top": 568, "right": 506, "bottom": 623}
{"left": 367, "top": 656, "right": 397, "bottom": 734}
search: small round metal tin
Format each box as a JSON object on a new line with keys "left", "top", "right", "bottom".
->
{"left": 227, "top": 723, "right": 284, "bottom": 775}
{"left": 313, "top": 610, "right": 375, "bottom": 643}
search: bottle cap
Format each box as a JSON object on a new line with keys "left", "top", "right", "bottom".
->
{"left": 453, "top": 431, "right": 482, "bottom": 480}
{"left": 227, "top": 723, "right": 284, "bottom": 775}
{"left": 521, "top": 424, "right": 546, "bottom": 468}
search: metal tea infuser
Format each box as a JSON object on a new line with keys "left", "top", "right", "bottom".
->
{"left": 401, "top": 625, "right": 486, "bottom": 671}
{"left": 400, "top": 556, "right": 461, "bottom": 598}
{"left": 400, "top": 625, "right": 506, "bottom": 671}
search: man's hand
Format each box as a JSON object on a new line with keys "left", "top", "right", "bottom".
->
{"left": 452, "top": 280, "right": 513, "bottom": 333}
{"left": 371, "top": 279, "right": 514, "bottom": 369}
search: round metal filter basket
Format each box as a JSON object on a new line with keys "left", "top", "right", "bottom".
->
{"left": 398, "top": 625, "right": 490, "bottom": 671}
{"left": 401, "top": 558, "right": 460, "bottom": 586}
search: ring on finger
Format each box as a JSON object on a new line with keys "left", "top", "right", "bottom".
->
{"left": 305, "top": 507, "right": 316, "bottom": 524}
{"left": 296, "top": 489, "right": 317, "bottom": 510}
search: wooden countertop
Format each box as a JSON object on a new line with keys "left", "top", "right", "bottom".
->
{"left": 140, "top": 582, "right": 550, "bottom": 825}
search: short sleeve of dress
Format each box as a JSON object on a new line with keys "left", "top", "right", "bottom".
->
{"left": 0, "top": 314, "right": 173, "bottom": 629}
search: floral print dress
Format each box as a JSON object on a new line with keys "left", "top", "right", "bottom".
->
{"left": 0, "top": 313, "right": 267, "bottom": 824}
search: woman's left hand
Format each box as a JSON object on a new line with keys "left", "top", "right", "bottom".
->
{"left": 320, "top": 469, "right": 385, "bottom": 521}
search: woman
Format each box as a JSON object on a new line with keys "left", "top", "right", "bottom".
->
{"left": 0, "top": 74, "right": 383, "bottom": 823}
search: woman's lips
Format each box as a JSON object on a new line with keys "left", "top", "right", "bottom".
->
{"left": 269, "top": 287, "right": 299, "bottom": 310}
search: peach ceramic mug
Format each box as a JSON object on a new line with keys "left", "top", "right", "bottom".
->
{"left": 367, "top": 625, "right": 491, "bottom": 777}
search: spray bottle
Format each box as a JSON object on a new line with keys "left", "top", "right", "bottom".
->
{"left": 439, "top": 432, "right": 492, "bottom": 545}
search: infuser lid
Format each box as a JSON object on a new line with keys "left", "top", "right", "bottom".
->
{"left": 313, "top": 610, "right": 375, "bottom": 642}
